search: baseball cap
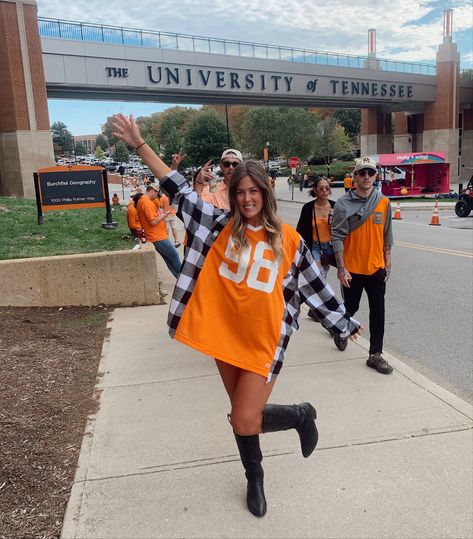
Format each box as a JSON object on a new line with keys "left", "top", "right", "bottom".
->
{"left": 220, "top": 149, "right": 242, "bottom": 162}
{"left": 354, "top": 156, "right": 377, "bottom": 173}
{"left": 147, "top": 182, "right": 160, "bottom": 192}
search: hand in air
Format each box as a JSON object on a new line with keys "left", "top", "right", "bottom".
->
{"left": 171, "top": 148, "right": 186, "bottom": 170}
{"left": 112, "top": 114, "right": 143, "bottom": 150}
{"left": 195, "top": 159, "right": 214, "bottom": 185}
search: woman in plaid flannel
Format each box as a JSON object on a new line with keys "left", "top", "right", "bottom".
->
{"left": 113, "top": 114, "right": 363, "bottom": 518}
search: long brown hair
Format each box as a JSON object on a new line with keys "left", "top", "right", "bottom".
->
{"left": 228, "top": 160, "right": 283, "bottom": 261}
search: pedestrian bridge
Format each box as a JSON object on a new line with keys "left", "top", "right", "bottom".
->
{"left": 39, "top": 17, "right": 470, "bottom": 112}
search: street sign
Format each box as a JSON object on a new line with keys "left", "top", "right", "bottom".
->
{"left": 288, "top": 156, "right": 300, "bottom": 168}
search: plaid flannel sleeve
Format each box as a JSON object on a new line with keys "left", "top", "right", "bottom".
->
{"left": 295, "top": 239, "right": 360, "bottom": 337}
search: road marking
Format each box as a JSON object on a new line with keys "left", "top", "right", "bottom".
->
{"left": 396, "top": 241, "right": 473, "bottom": 258}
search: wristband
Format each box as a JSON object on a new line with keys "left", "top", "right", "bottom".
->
{"left": 135, "top": 142, "right": 146, "bottom": 151}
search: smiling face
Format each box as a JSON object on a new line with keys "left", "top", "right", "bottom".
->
{"left": 235, "top": 175, "right": 264, "bottom": 227}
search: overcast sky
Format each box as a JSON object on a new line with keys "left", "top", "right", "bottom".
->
{"left": 38, "top": 0, "right": 473, "bottom": 135}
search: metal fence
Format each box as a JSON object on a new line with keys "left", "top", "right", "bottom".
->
{"left": 38, "top": 17, "right": 437, "bottom": 76}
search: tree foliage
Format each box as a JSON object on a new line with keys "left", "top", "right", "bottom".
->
{"left": 311, "top": 117, "right": 352, "bottom": 168}
{"left": 184, "top": 110, "right": 229, "bottom": 165}
{"left": 333, "top": 109, "right": 361, "bottom": 142}
{"left": 95, "top": 145, "right": 105, "bottom": 160}
{"left": 95, "top": 134, "right": 109, "bottom": 150}
{"left": 74, "top": 142, "right": 87, "bottom": 155}
{"left": 114, "top": 141, "right": 130, "bottom": 163}
{"left": 51, "top": 121, "right": 74, "bottom": 154}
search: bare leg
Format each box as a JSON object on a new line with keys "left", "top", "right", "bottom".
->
{"left": 230, "top": 370, "right": 276, "bottom": 436}
{"left": 214, "top": 359, "right": 240, "bottom": 401}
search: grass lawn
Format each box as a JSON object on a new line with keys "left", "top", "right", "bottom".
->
{"left": 0, "top": 197, "right": 132, "bottom": 260}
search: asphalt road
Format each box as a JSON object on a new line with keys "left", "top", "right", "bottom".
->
{"left": 277, "top": 199, "right": 473, "bottom": 403}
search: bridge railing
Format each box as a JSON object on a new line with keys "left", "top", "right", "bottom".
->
{"left": 38, "top": 17, "right": 437, "bottom": 76}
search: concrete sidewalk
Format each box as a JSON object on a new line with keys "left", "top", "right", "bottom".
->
{"left": 61, "top": 262, "right": 473, "bottom": 539}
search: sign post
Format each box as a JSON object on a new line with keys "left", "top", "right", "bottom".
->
{"left": 288, "top": 157, "right": 299, "bottom": 201}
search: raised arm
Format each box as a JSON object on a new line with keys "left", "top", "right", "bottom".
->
{"left": 112, "top": 114, "right": 171, "bottom": 180}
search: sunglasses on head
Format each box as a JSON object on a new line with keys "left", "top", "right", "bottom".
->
{"left": 221, "top": 161, "right": 239, "bottom": 168}
{"left": 356, "top": 168, "right": 376, "bottom": 177}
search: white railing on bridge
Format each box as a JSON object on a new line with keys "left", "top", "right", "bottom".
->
{"left": 38, "top": 17, "right": 436, "bottom": 76}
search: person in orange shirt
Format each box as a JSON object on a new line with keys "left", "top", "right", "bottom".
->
{"left": 113, "top": 113, "right": 363, "bottom": 518}
{"left": 136, "top": 184, "right": 182, "bottom": 278}
{"left": 343, "top": 174, "right": 353, "bottom": 192}
{"left": 126, "top": 193, "right": 144, "bottom": 243}
{"left": 193, "top": 149, "right": 243, "bottom": 210}
{"left": 332, "top": 156, "right": 393, "bottom": 374}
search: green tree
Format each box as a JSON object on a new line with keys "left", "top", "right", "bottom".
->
{"left": 95, "top": 134, "right": 109, "bottom": 150}
{"left": 461, "top": 69, "right": 473, "bottom": 80}
{"left": 333, "top": 109, "right": 361, "bottom": 142}
{"left": 311, "top": 117, "right": 351, "bottom": 172}
{"left": 240, "top": 107, "right": 284, "bottom": 158}
{"left": 95, "top": 145, "right": 105, "bottom": 160}
{"left": 51, "top": 121, "right": 74, "bottom": 154}
{"left": 114, "top": 141, "right": 130, "bottom": 163}
{"left": 184, "top": 110, "right": 228, "bottom": 165}
{"left": 74, "top": 142, "right": 87, "bottom": 155}
{"left": 279, "top": 108, "right": 319, "bottom": 160}
{"left": 102, "top": 116, "right": 118, "bottom": 146}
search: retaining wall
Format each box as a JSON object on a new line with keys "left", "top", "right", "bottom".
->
{"left": 0, "top": 244, "right": 166, "bottom": 307}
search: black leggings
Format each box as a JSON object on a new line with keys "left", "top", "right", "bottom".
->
{"left": 341, "top": 269, "right": 386, "bottom": 354}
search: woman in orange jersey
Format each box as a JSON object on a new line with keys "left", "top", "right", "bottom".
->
{"left": 113, "top": 114, "right": 364, "bottom": 518}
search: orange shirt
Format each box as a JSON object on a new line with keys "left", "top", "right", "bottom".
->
{"left": 126, "top": 203, "right": 141, "bottom": 230}
{"left": 344, "top": 197, "right": 389, "bottom": 275}
{"left": 200, "top": 182, "right": 229, "bottom": 210}
{"left": 137, "top": 196, "right": 167, "bottom": 242}
{"left": 312, "top": 218, "right": 331, "bottom": 243}
{"left": 344, "top": 176, "right": 352, "bottom": 189}
{"left": 157, "top": 193, "right": 177, "bottom": 217}
{"left": 175, "top": 222, "right": 297, "bottom": 378}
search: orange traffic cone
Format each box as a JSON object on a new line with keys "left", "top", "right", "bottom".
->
{"left": 393, "top": 201, "right": 402, "bottom": 220}
{"left": 429, "top": 202, "right": 441, "bottom": 226}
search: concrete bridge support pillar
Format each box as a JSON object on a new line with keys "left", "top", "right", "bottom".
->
{"left": 460, "top": 109, "right": 473, "bottom": 182}
{"left": 393, "top": 112, "right": 412, "bottom": 153}
{"left": 360, "top": 108, "right": 392, "bottom": 156}
{"left": 423, "top": 39, "right": 460, "bottom": 181}
{"left": 0, "top": 0, "right": 54, "bottom": 198}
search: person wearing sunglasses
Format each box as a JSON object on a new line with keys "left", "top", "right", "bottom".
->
{"left": 193, "top": 149, "right": 243, "bottom": 210}
{"left": 331, "top": 156, "right": 394, "bottom": 374}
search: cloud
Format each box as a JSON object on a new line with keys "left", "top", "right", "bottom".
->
{"left": 37, "top": 0, "right": 471, "bottom": 66}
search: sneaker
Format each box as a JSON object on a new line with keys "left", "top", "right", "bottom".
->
{"left": 333, "top": 334, "right": 348, "bottom": 351}
{"left": 366, "top": 353, "right": 393, "bottom": 374}
{"left": 174, "top": 242, "right": 181, "bottom": 248}
{"left": 307, "top": 309, "right": 320, "bottom": 322}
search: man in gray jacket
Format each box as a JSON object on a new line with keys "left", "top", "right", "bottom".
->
{"left": 331, "top": 157, "right": 393, "bottom": 374}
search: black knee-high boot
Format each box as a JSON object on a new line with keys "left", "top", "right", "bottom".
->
{"left": 233, "top": 433, "right": 267, "bottom": 517}
{"left": 263, "top": 402, "right": 318, "bottom": 458}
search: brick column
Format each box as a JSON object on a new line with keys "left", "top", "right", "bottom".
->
{"left": 460, "top": 109, "right": 473, "bottom": 182}
{"left": 423, "top": 39, "right": 460, "bottom": 181}
{"left": 393, "top": 112, "right": 411, "bottom": 153}
{"left": 360, "top": 108, "right": 392, "bottom": 156}
{"left": 0, "top": 0, "right": 54, "bottom": 198}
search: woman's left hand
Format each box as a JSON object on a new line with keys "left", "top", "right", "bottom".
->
{"left": 112, "top": 114, "right": 144, "bottom": 149}
{"left": 349, "top": 324, "right": 365, "bottom": 341}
